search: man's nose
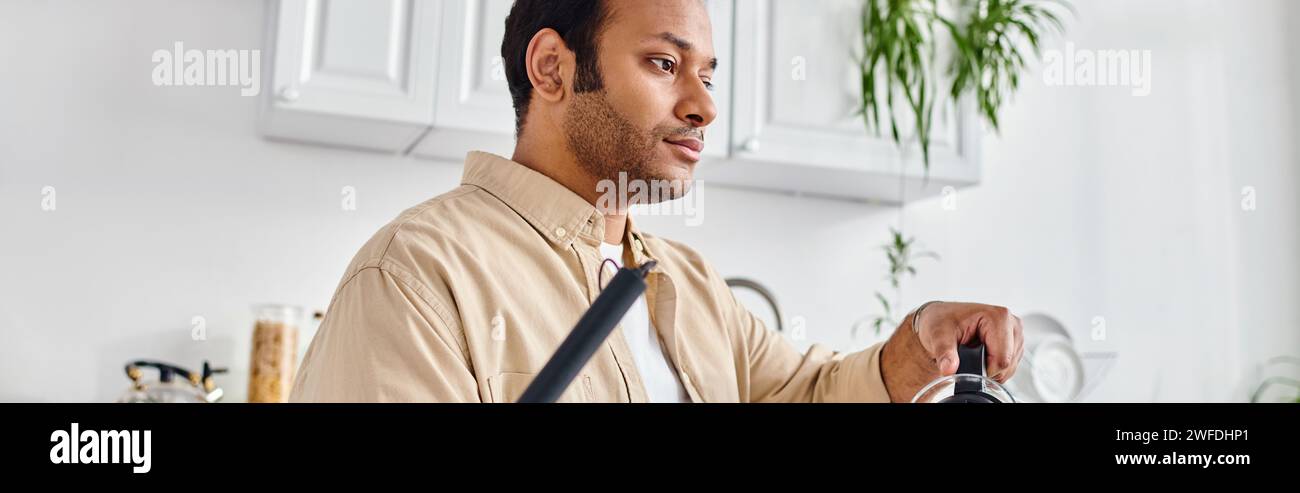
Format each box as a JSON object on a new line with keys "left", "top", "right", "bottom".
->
{"left": 677, "top": 79, "right": 717, "bottom": 129}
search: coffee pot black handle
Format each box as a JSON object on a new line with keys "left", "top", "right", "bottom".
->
{"left": 934, "top": 342, "right": 1010, "bottom": 403}
{"left": 954, "top": 344, "right": 986, "bottom": 393}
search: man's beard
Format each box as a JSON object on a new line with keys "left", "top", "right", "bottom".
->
{"left": 563, "top": 90, "right": 697, "bottom": 202}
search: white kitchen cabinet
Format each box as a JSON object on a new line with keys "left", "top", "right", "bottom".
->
{"left": 260, "top": 0, "right": 442, "bottom": 153}
{"left": 410, "top": 0, "right": 516, "bottom": 160}
{"left": 701, "top": 0, "right": 734, "bottom": 160}
{"left": 259, "top": 0, "right": 979, "bottom": 203}
{"left": 700, "top": 0, "right": 981, "bottom": 203}
{"left": 410, "top": 0, "right": 734, "bottom": 162}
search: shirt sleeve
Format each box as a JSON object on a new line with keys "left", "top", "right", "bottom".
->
{"left": 730, "top": 288, "right": 893, "bottom": 403}
{"left": 289, "top": 265, "right": 480, "bottom": 403}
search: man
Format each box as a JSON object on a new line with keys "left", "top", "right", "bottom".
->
{"left": 290, "top": 0, "right": 1023, "bottom": 403}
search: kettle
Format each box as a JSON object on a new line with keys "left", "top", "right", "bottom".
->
{"left": 912, "top": 344, "right": 1015, "bottom": 403}
{"left": 117, "top": 360, "right": 227, "bottom": 403}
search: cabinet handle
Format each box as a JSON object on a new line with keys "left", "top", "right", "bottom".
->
{"left": 278, "top": 87, "right": 300, "bottom": 103}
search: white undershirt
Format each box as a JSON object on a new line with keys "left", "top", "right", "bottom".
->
{"left": 599, "top": 242, "right": 690, "bottom": 403}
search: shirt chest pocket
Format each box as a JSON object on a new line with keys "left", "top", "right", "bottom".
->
{"left": 487, "top": 372, "right": 594, "bottom": 403}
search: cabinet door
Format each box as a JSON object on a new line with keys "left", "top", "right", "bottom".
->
{"left": 417, "top": 0, "right": 517, "bottom": 160}
{"left": 701, "top": 0, "right": 734, "bottom": 160}
{"left": 414, "top": 0, "right": 734, "bottom": 161}
{"left": 715, "top": 0, "right": 979, "bottom": 202}
{"left": 262, "top": 0, "right": 441, "bottom": 152}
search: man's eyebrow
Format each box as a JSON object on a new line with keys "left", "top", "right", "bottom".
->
{"left": 652, "top": 31, "right": 718, "bottom": 70}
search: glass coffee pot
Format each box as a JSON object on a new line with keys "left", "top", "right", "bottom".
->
{"left": 912, "top": 343, "right": 1016, "bottom": 403}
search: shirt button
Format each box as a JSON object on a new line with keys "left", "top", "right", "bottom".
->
{"left": 554, "top": 227, "right": 566, "bottom": 238}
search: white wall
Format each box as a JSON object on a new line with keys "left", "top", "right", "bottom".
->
{"left": 1, "top": 0, "right": 1296, "bottom": 402}
{"left": 1223, "top": 0, "right": 1300, "bottom": 400}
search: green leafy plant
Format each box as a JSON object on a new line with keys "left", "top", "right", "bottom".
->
{"left": 859, "top": 0, "right": 940, "bottom": 166}
{"left": 859, "top": 0, "right": 1069, "bottom": 169}
{"left": 943, "top": 0, "right": 1068, "bottom": 132}
{"left": 859, "top": 228, "right": 939, "bottom": 337}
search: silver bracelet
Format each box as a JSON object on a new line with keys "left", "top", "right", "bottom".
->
{"left": 911, "top": 301, "right": 942, "bottom": 335}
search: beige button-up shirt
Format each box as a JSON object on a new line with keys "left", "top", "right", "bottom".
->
{"left": 290, "top": 152, "right": 890, "bottom": 403}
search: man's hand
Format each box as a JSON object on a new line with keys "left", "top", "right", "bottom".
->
{"left": 880, "top": 302, "right": 1024, "bottom": 402}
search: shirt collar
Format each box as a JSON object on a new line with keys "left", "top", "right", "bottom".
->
{"left": 623, "top": 215, "right": 659, "bottom": 267}
{"left": 460, "top": 151, "right": 658, "bottom": 264}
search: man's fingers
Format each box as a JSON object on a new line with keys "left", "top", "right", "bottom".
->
{"left": 915, "top": 308, "right": 962, "bottom": 376}
{"left": 979, "top": 308, "right": 1019, "bottom": 380}
{"left": 993, "top": 327, "right": 1025, "bottom": 383}
{"left": 935, "top": 347, "right": 960, "bottom": 375}
{"left": 919, "top": 330, "right": 960, "bottom": 375}
{"left": 915, "top": 303, "right": 1023, "bottom": 380}
{"left": 1006, "top": 335, "right": 1025, "bottom": 381}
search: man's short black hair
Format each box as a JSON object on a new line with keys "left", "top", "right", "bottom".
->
{"left": 501, "top": 0, "right": 612, "bottom": 135}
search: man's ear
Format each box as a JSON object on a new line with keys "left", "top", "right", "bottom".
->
{"left": 525, "top": 28, "right": 573, "bottom": 104}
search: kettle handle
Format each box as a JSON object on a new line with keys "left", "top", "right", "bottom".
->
{"left": 954, "top": 344, "right": 986, "bottom": 394}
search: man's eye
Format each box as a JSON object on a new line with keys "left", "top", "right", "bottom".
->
{"left": 651, "top": 58, "right": 676, "bottom": 73}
